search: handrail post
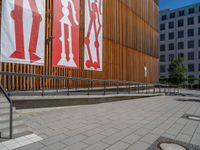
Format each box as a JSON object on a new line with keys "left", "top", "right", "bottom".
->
{"left": 117, "top": 82, "right": 119, "bottom": 94}
{"left": 104, "top": 81, "right": 106, "bottom": 95}
{"left": 67, "top": 79, "right": 70, "bottom": 96}
{"left": 10, "top": 101, "right": 13, "bottom": 139}
{"left": 146, "top": 83, "right": 147, "bottom": 94}
{"left": 87, "top": 80, "right": 90, "bottom": 96}
{"left": 138, "top": 84, "right": 139, "bottom": 94}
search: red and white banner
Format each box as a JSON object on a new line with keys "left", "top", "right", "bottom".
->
{"left": 1, "top": 0, "right": 45, "bottom": 65}
{"left": 84, "top": 0, "right": 103, "bottom": 71}
{"left": 52, "top": 0, "right": 80, "bottom": 68}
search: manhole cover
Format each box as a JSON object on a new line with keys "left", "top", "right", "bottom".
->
{"left": 158, "top": 142, "right": 186, "bottom": 150}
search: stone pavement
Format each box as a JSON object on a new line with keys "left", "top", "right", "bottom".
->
{"left": 14, "top": 93, "right": 200, "bottom": 150}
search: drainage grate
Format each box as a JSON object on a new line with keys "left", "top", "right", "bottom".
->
{"left": 182, "top": 114, "right": 200, "bottom": 122}
{"left": 147, "top": 137, "right": 200, "bottom": 150}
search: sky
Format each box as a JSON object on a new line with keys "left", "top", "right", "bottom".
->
{"left": 159, "top": 0, "right": 200, "bottom": 10}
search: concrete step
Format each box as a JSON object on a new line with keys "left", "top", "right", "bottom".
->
{"left": 0, "top": 124, "right": 28, "bottom": 138}
{"left": 0, "top": 107, "right": 16, "bottom": 114}
{"left": 0, "top": 118, "right": 24, "bottom": 130}
{"left": 0, "top": 102, "right": 10, "bottom": 109}
{"left": 0, "top": 112, "right": 19, "bottom": 122}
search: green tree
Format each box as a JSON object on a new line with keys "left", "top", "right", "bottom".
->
{"left": 168, "top": 58, "right": 187, "bottom": 85}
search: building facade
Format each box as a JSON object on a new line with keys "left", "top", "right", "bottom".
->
{"left": 0, "top": 0, "right": 159, "bottom": 91}
{"left": 159, "top": 3, "right": 200, "bottom": 85}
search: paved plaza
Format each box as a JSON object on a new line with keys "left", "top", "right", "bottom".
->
{"left": 7, "top": 91, "right": 200, "bottom": 149}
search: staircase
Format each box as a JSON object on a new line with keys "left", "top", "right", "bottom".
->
{"left": 0, "top": 88, "right": 29, "bottom": 139}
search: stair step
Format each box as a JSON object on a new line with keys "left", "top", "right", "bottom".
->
{"left": 0, "top": 112, "right": 19, "bottom": 122}
{"left": 0, "top": 107, "right": 16, "bottom": 114}
{"left": 0, "top": 102, "right": 10, "bottom": 108}
{"left": 0, "top": 124, "right": 28, "bottom": 138}
{"left": 0, "top": 118, "right": 24, "bottom": 130}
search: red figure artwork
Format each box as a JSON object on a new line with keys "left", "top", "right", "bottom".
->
{"left": 10, "top": 0, "right": 42, "bottom": 62}
{"left": 1, "top": 0, "right": 45, "bottom": 65}
{"left": 84, "top": 0, "right": 103, "bottom": 71}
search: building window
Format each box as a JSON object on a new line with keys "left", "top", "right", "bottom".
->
{"left": 188, "top": 8, "right": 195, "bottom": 14}
{"left": 161, "top": 15, "right": 167, "bottom": 21}
{"left": 188, "top": 52, "right": 194, "bottom": 60}
{"left": 188, "top": 64, "right": 195, "bottom": 72}
{"left": 160, "top": 55, "right": 166, "bottom": 62}
{"left": 188, "top": 75, "right": 195, "bottom": 84}
{"left": 199, "top": 28, "right": 200, "bottom": 35}
{"left": 188, "top": 17, "right": 194, "bottom": 25}
{"left": 188, "top": 29, "right": 194, "bottom": 37}
{"left": 199, "top": 40, "right": 200, "bottom": 48}
{"left": 170, "top": 12, "right": 175, "bottom": 19}
{"left": 160, "top": 65, "right": 166, "bottom": 73}
{"left": 199, "top": 52, "right": 200, "bottom": 59}
{"left": 169, "top": 21, "right": 174, "bottom": 29}
{"left": 169, "top": 32, "right": 174, "bottom": 40}
{"left": 198, "top": 16, "right": 200, "bottom": 23}
{"left": 160, "top": 23, "right": 165, "bottom": 30}
{"left": 199, "top": 64, "right": 200, "bottom": 71}
{"left": 178, "top": 42, "right": 184, "bottom": 49}
{"left": 188, "top": 40, "right": 194, "bottom": 48}
{"left": 179, "top": 10, "right": 185, "bottom": 16}
{"left": 169, "top": 43, "right": 174, "bottom": 51}
{"left": 160, "top": 45, "right": 166, "bottom": 51}
{"left": 178, "top": 31, "right": 184, "bottom": 38}
{"left": 160, "top": 34, "right": 165, "bottom": 41}
{"left": 178, "top": 19, "right": 184, "bottom": 27}
{"left": 178, "top": 53, "right": 184, "bottom": 59}
{"left": 169, "top": 54, "right": 174, "bottom": 61}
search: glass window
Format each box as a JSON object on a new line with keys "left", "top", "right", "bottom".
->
{"left": 160, "top": 34, "right": 165, "bottom": 41}
{"left": 178, "top": 31, "right": 184, "bottom": 38}
{"left": 160, "top": 65, "right": 166, "bottom": 73}
{"left": 169, "top": 43, "right": 174, "bottom": 50}
{"left": 188, "top": 17, "right": 194, "bottom": 25}
{"left": 169, "top": 54, "right": 174, "bottom": 61}
{"left": 179, "top": 10, "right": 185, "bottom": 16}
{"left": 178, "top": 53, "right": 184, "bottom": 59}
{"left": 188, "top": 75, "right": 195, "bottom": 84}
{"left": 188, "top": 29, "right": 194, "bottom": 37}
{"left": 169, "top": 21, "right": 174, "bottom": 29}
{"left": 188, "top": 64, "right": 195, "bottom": 72}
{"left": 160, "top": 55, "right": 166, "bottom": 62}
{"left": 188, "top": 8, "right": 195, "bottom": 14}
{"left": 188, "top": 52, "right": 194, "bottom": 60}
{"left": 170, "top": 12, "right": 175, "bottom": 19}
{"left": 169, "top": 32, "right": 174, "bottom": 40}
{"left": 161, "top": 15, "right": 167, "bottom": 21}
{"left": 188, "top": 40, "right": 194, "bottom": 48}
{"left": 160, "top": 23, "right": 165, "bottom": 30}
{"left": 178, "top": 42, "right": 184, "bottom": 49}
{"left": 160, "top": 45, "right": 166, "bottom": 51}
{"left": 178, "top": 19, "right": 184, "bottom": 27}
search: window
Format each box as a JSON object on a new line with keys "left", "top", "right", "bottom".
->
{"left": 188, "top": 52, "right": 194, "bottom": 60}
{"left": 160, "top": 45, "right": 166, "bottom": 51}
{"left": 178, "top": 42, "right": 184, "bottom": 49}
{"left": 161, "top": 15, "right": 167, "bottom": 21}
{"left": 188, "top": 75, "right": 195, "bottom": 84}
{"left": 188, "top": 8, "right": 195, "bottom": 14}
{"left": 169, "top": 32, "right": 174, "bottom": 40}
{"left": 169, "top": 54, "right": 174, "bottom": 61}
{"left": 178, "top": 31, "right": 184, "bottom": 38}
{"left": 179, "top": 10, "right": 185, "bottom": 16}
{"left": 160, "top": 34, "right": 165, "bottom": 41}
{"left": 160, "top": 23, "right": 165, "bottom": 30}
{"left": 160, "top": 65, "right": 166, "bottom": 73}
{"left": 178, "top": 19, "right": 184, "bottom": 27}
{"left": 188, "top": 40, "right": 194, "bottom": 48}
{"left": 188, "top": 29, "right": 194, "bottom": 37}
{"left": 178, "top": 53, "right": 184, "bottom": 58}
{"left": 188, "top": 17, "right": 194, "bottom": 25}
{"left": 199, "top": 64, "right": 200, "bottom": 71}
{"left": 199, "top": 16, "right": 200, "bottom": 23}
{"left": 199, "top": 28, "right": 200, "bottom": 35}
{"left": 160, "top": 55, "right": 166, "bottom": 62}
{"left": 169, "top": 21, "right": 174, "bottom": 29}
{"left": 199, "top": 40, "right": 200, "bottom": 48}
{"left": 188, "top": 64, "right": 195, "bottom": 72}
{"left": 169, "top": 43, "right": 174, "bottom": 50}
{"left": 170, "top": 12, "right": 175, "bottom": 19}
{"left": 199, "top": 52, "right": 200, "bottom": 59}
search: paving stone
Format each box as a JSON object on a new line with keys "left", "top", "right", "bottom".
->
{"left": 135, "top": 128, "right": 151, "bottom": 136}
{"left": 122, "top": 133, "right": 142, "bottom": 144}
{"left": 100, "top": 128, "right": 119, "bottom": 136}
{"left": 151, "top": 128, "right": 165, "bottom": 136}
{"left": 105, "top": 141, "right": 130, "bottom": 150}
{"left": 126, "top": 141, "right": 150, "bottom": 150}
{"left": 62, "top": 142, "right": 88, "bottom": 150}
{"left": 40, "top": 142, "right": 66, "bottom": 150}
{"left": 140, "top": 134, "right": 159, "bottom": 144}
{"left": 83, "top": 134, "right": 105, "bottom": 145}
{"left": 190, "top": 133, "right": 200, "bottom": 146}
{"left": 176, "top": 133, "right": 192, "bottom": 143}
{"left": 61, "top": 134, "right": 88, "bottom": 145}
{"left": 15, "top": 142, "right": 45, "bottom": 150}
{"left": 41, "top": 134, "right": 67, "bottom": 145}
{"left": 84, "top": 142, "right": 109, "bottom": 150}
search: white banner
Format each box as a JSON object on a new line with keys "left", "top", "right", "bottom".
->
{"left": 1, "top": 0, "right": 45, "bottom": 65}
{"left": 84, "top": 0, "right": 103, "bottom": 71}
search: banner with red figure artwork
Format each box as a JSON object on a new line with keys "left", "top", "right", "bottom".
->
{"left": 1, "top": 0, "right": 45, "bottom": 65}
{"left": 84, "top": 0, "right": 103, "bottom": 71}
{"left": 52, "top": 0, "right": 80, "bottom": 68}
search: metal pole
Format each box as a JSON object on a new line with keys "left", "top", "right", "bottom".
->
{"left": 67, "top": 79, "right": 70, "bottom": 96}
{"left": 138, "top": 84, "right": 139, "bottom": 94}
{"left": 10, "top": 101, "right": 13, "bottom": 139}
{"left": 87, "top": 80, "right": 90, "bottom": 96}
{"left": 117, "top": 82, "right": 119, "bottom": 94}
{"left": 104, "top": 81, "right": 106, "bottom": 95}
{"left": 41, "top": 77, "right": 44, "bottom": 96}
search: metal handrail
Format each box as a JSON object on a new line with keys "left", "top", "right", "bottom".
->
{"left": 0, "top": 85, "right": 13, "bottom": 139}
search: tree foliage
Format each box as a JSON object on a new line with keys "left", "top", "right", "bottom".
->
{"left": 168, "top": 58, "right": 187, "bottom": 85}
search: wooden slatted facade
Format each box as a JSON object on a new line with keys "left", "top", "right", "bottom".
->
{"left": 0, "top": 0, "right": 159, "bottom": 91}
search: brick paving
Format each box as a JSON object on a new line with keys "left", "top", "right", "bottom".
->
{"left": 15, "top": 93, "right": 200, "bottom": 150}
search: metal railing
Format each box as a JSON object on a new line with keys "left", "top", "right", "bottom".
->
{"left": 0, "top": 85, "right": 13, "bottom": 139}
{"left": 0, "top": 71, "right": 179, "bottom": 96}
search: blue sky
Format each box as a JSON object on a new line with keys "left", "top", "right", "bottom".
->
{"left": 159, "top": 0, "right": 200, "bottom": 10}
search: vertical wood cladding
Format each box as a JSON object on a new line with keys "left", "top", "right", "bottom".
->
{"left": 0, "top": 0, "right": 159, "bottom": 91}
